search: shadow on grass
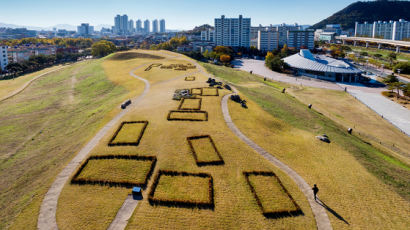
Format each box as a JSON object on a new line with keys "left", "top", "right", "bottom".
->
{"left": 317, "top": 198, "right": 349, "bottom": 225}
{"left": 110, "top": 52, "right": 164, "bottom": 60}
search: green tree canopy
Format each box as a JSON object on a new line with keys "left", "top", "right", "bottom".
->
{"left": 91, "top": 40, "right": 116, "bottom": 57}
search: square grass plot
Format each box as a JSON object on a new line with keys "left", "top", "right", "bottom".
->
{"left": 178, "top": 98, "right": 202, "bottom": 110}
{"left": 108, "top": 121, "right": 148, "bottom": 146}
{"left": 71, "top": 155, "right": 157, "bottom": 188}
{"left": 191, "top": 88, "right": 202, "bottom": 95}
{"left": 187, "top": 135, "right": 224, "bottom": 166}
{"left": 185, "top": 76, "right": 195, "bottom": 81}
{"left": 149, "top": 171, "right": 214, "bottom": 209}
{"left": 201, "top": 87, "right": 219, "bottom": 96}
{"left": 244, "top": 172, "right": 302, "bottom": 218}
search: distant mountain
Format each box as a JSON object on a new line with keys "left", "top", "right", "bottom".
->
{"left": 0, "top": 23, "right": 113, "bottom": 31}
{"left": 312, "top": 0, "right": 410, "bottom": 30}
{"left": 0, "top": 23, "right": 44, "bottom": 31}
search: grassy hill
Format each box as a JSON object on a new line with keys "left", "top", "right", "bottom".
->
{"left": 312, "top": 0, "right": 410, "bottom": 30}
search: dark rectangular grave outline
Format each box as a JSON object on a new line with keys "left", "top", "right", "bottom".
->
{"left": 184, "top": 76, "right": 196, "bottom": 81}
{"left": 167, "top": 110, "right": 208, "bottom": 121}
{"left": 108, "top": 121, "right": 148, "bottom": 146}
{"left": 201, "top": 87, "right": 219, "bottom": 96}
{"left": 243, "top": 171, "right": 303, "bottom": 219}
{"left": 71, "top": 155, "right": 157, "bottom": 188}
{"left": 187, "top": 135, "right": 224, "bottom": 166}
{"left": 177, "top": 98, "right": 202, "bottom": 110}
{"left": 148, "top": 170, "right": 214, "bottom": 209}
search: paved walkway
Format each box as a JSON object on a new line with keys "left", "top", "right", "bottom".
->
{"left": 221, "top": 91, "right": 332, "bottom": 230}
{"left": 37, "top": 64, "right": 150, "bottom": 230}
{"left": 107, "top": 195, "right": 140, "bottom": 230}
{"left": 0, "top": 65, "right": 67, "bottom": 103}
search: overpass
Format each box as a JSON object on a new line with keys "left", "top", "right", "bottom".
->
{"left": 336, "top": 36, "right": 410, "bottom": 52}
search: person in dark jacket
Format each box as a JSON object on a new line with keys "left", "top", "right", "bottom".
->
{"left": 312, "top": 184, "right": 319, "bottom": 200}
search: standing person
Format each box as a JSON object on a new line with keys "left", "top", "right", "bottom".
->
{"left": 312, "top": 184, "right": 319, "bottom": 200}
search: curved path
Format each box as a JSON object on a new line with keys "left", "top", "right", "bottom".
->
{"left": 37, "top": 64, "right": 150, "bottom": 230}
{"left": 221, "top": 91, "right": 332, "bottom": 230}
{"left": 0, "top": 65, "right": 67, "bottom": 103}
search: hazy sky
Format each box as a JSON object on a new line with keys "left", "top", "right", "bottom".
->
{"left": 0, "top": 0, "right": 358, "bottom": 29}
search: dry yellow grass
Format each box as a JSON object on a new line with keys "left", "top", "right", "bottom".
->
{"left": 152, "top": 174, "right": 210, "bottom": 203}
{"left": 191, "top": 88, "right": 202, "bottom": 95}
{"left": 75, "top": 158, "right": 153, "bottom": 184}
{"left": 58, "top": 59, "right": 315, "bottom": 229}
{"left": 202, "top": 87, "right": 219, "bottom": 96}
{"left": 185, "top": 76, "right": 196, "bottom": 81}
{"left": 168, "top": 110, "right": 208, "bottom": 121}
{"left": 228, "top": 93, "right": 410, "bottom": 229}
{"left": 287, "top": 86, "right": 410, "bottom": 163}
{"left": 247, "top": 174, "right": 299, "bottom": 213}
{"left": 0, "top": 65, "right": 63, "bottom": 100}
{"left": 179, "top": 98, "right": 201, "bottom": 110}
{"left": 110, "top": 122, "right": 147, "bottom": 145}
{"left": 189, "top": 136, "right": 222, "bottom": 163}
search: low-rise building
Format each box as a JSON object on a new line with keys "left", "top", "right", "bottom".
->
{"left": 7, "top": 45, "right": 56, "bottom": 63}
{"left": 318, "top": 32, "right": 337, "bottom": 42}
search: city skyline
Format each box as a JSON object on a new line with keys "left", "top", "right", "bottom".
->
{"left": 0, "top": 0, "right": 359, "bottom": 30}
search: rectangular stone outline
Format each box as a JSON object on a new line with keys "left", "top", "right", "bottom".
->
{"left": 243, "top": 171, "right": 303, "bottom": 219}
{"left": 71, "top": 155, "right": 157, "bottom": 188}
{"left": 177, "top": 98, "right": 202, "bottom": 110}
{"left": 187, "top": 135, "right": 224, "bottom": 166}
{"left": 108, "top": 121, "right": 148, "bottom": 146}
{"left": 167, "top": 110, "right": 208, "bottom": 121}
{"left": 184, "top": 76, "right": 195, "bottom": 81}
{"left": 148, "top": 170, "right": 214, "bottom": 209}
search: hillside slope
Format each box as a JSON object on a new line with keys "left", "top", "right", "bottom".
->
{"left": 312, "top": 1, "right": 410, "bottom": 30}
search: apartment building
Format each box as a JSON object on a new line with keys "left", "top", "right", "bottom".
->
{"left": 214, "top": 15, "right": 251, "bottom": 47}
{"left": 200, "top": 29, "right": 215, "bottom": 42}
{"left": 0, "top": 45, "right": 8, "bottom": 71}
{"left": 287, "top": 30, "right": 314, "bottom": 50}
{"left": 77, "top": 23, "right": 94, "bottom": 36}
{"left": 152, "top": 19, "right": 159, "bottom": 33}
{"left": 144, "top": 19, "right": 150, "bottom": 34}
{"left": 355, "top": 19, "right": 410, "bottom": 41}
{"left": 160, "top": 19, "right": 166, "bottom": 33}
{"left": 7, "top": 45, "right": 56, "bottom": 63}
{"left": 257, "top": 29, "right": 279, "bottom": 51}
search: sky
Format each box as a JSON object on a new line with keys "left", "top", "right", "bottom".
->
{"left": 0, "top": 0, "right": 358, "bottom": 30}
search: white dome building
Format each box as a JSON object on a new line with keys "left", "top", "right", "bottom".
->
{"left": 283, "top": 49, "right": 363, "bottom": 82}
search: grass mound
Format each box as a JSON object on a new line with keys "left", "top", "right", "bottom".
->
{"left": 244, "top": 171, "right": 302, "bottom": 218}
{"left": 167, "top": 110, "right": 208, "bottom": 121}
{"left": 178, "top": 98, "right": 202, "bottom": 110}
{"left": 110, "top": 52, "right": 164, "bottom": 60}
{"left": 187, "top": 135, "right": 224, "bottom": 166}
{"left": 108, "top": 121, "right": 148, "bottom": 146}
{"left": 148, "top": 170, "right": 214, "bottom": 209}
{"left": 71, "top": 155, "right": 157, "bottom": 188}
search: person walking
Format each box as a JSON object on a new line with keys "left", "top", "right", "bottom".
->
{"left": 312, "top": 184, "right": 319, "bottom": 200}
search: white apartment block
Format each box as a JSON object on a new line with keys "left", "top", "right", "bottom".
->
{"left": 214, "top": 15, "right": 251, "bottom": 47}
{"left": 257, "top": 29, "right": 278, "bottom": 51}
{"left": 152, "top": 19, "right": 158, "bottom": 33}
{"left": 287, "top": 30, "right": 314, "bottom": 50}
{"left": 0, "top": 45, "right": 8, "bottom": 71}
{"left": 200, "top": 29, "right": 215, "bottom": 42}
{"left": 144, "top": 19, "right": 150, "bottom": 34}
{"left": 276, "top": 23, "right": 302, "bottom": 47}
{"left": 355, "top": 19, "right": 410, "bottom": 41}
{"left": 160, "top": 19, "right": 166, "bottom": 33}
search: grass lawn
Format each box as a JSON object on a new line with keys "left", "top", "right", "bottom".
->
{"left": 185, "top": 76, "right": 196, "bottom": 81}
{"left": 0, "top": 65, "right": 64, "bottom": 100}
{"left": 150, "top": 173, "right": 211, "bottom": 204}
{"left": 202, "top": 62, "right": 410, "bottom": 229}
{"left": 0, "top": 58, "right": 131, "bottom": 229}
{"left": 74, "top": 158, "right": 154, "bottom": 185}
{"left": 191, "top": 88, "right": 202, "bottom": 95}
{"left": 202, "top": 87, "right": 219, "bottom": 96}
{"left": 349, "top": 45, "right": 410, "bottom": 62}
{"left": 188, "top": 135, "right": 223, "bottom": 165}
{"left": 179, "top": 98, "right": 201, "bottom": 110}
{"left": 246, "top": 174, "right": 300, "bottom": 215}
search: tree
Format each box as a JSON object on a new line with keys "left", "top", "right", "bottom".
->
{"left": 202, "top": 50, "right": 209, "bottom": 59}
{"left": 360, "top": 51, "right": 368, "bottom": 56}
{"left": 280, "top": 44, "right": 288, "bottom": 57}
{"left": 390, "top": 82, "right": 405, "bottom": 98}
{"left": 388, "top": 52, "right": 397, "bottom": 64}
{"left": 220, "top": 54, "right": 231, "bottom": 63}
{"left": 91, "top": 40, "right": 116, "bottom": 57}
{"left": 383, "top": 74, "right": 399, "bottom": 84}
{"left": 393, "top": 62, "right": 410, "bottom": 74}
{"left": 402, "top": 83, "right": 410, "bottom": 97}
